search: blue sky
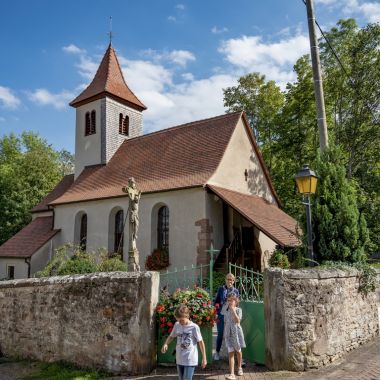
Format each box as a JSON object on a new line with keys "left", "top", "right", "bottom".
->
{"left": 0, "top": 0, "right": 379, "bottom": 153}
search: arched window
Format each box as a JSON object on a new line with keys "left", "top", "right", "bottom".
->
{"left": 80, "top": 214, "right": 87, "bottom": 251}
{"left": 157, "top": 206, "right": 169, "bottom": 251}
{"left": 119, "top": 113, "right": 123, "bottom": 134}
{"left": 114, "top": 210, "right": 124, "bottom": 254}
{"left": 90, "top": 110, "right": 96, "bottom": 134}
{"left": 85, "top": 112, "right": 91, "bottom": 136}
{"left": 123, "top": 115, "right": 129, "bottom": 136}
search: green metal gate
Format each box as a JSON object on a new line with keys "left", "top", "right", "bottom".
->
{"left": 229, "top": 263, "right": 265, "bottom": 365}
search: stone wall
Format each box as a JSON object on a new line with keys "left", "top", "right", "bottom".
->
{"left": 264, "top": 268, "right": 380, "bottom": 371}
{"left": 0, "top": 271, "right": 159, "bottom": 375}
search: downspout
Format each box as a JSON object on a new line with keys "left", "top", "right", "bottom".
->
{"left": 24, "top": 257, "right": 31, "bottom": 278}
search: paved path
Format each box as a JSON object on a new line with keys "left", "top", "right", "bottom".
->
{"left": 119, "top": 336, "right": 380, "bottom": 380}
{"left": 0, "top": 337, "right": 379, "bottom": 380}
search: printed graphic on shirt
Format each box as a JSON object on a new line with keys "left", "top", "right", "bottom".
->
{"left": 180, "top": 332, "right": 192, "bottom": 350}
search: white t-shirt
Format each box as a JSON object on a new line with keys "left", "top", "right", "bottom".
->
{"left": 169, "top": 321, "right": 203, "bottom": 366}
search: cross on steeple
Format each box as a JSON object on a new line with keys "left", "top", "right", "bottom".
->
{"left": 108, "top": 16, "right": 113, "bottom": 44}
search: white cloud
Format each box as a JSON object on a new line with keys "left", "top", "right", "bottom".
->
{"left": 167, "top": 50, "right": 195, "bottom": 67}
{"left": 0, "top": 86, "right": 21, "bottom": 109}
{"left": 211, "top": 26, "right": 229, "bottom": 34}
{"left": 168, "top": 16, "right": 177, "bottom": 22}
{"left": 77, "top": 55, "right": 99, "bottom": 80}
{"left": 182, "top": 72, "right": 194, "bottom": 81}
{"left": 140, "top": 49, "right": 195, "bottom": 67}
{"left": 316, "top": 0, "right": 380, "bottom": 23}
{"left": 28, "top": 89, "right": 74, "bottom": 109}
{"left": 62, "top": 44, "right": 86, "bottom": 54}
{"left": 219, "top": 34, "right": 310, "bottom": 87}
{"left": 176, "top": 4, "right": 185, "bottom": 10}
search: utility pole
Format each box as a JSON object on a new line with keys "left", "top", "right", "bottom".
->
{"left": 306, "top": 0, "right": 329, "bottom": 150}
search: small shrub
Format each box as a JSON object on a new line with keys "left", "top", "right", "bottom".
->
{"left": 269, "top": 249, "right": 290, "bottom": 269}
{"left": 202, "top": 271, "right": 226, "bottom": 296}
{"left": 35, "top": 244, "right": 128, "bottom": 278}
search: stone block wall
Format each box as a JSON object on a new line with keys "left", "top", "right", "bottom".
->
{"left": 0, "top": 271, "right": 159, "bottom": 374}
{"left": 264, "top": 268, "right": 380, "bottom": 371}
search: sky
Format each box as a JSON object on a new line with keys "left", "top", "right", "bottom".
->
{"left": 0, "top": 0, "right": 379, "bottom": 153}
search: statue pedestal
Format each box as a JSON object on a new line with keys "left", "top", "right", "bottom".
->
{"left": 128, "top": 249, "right": 140, "bottom": 272}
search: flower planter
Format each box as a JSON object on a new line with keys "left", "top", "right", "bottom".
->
{"left": 157, "top": 326, "right": 213, "bottom": 365}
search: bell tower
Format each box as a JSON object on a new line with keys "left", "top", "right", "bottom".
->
{"left": 70, "top": 44, "right": 147, "bottom": 179}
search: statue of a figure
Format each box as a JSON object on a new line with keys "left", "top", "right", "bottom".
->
{"left": 122, "top": 177, "right": 141, "bottom": 272}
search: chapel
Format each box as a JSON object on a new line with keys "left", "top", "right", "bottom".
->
{"left": 0, "top": 44, "right": 299, "bottom": 279}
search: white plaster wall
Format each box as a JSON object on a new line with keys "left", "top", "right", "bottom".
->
{"left": 31, "top": 211, "right": 52, "bottom": 220}
{"left": 30, "top": 239, "right": 56, "bottom": 275}
{"left": 75, "top": 99, "right": 103, "bottom": 178}
{"left": 0, "top": 258, "right": 28, "bottom": 280}
{"left": 257, "top": 230, "right": 277, "bottom": 269}
{"left": 53, "top": 187, "right": 206, "bottom": 269}
{"left": 205, "top": 193, "right": 224, "bottom": 252}
{"left": 208, "top": 117, "right": 276, "bottom": 204}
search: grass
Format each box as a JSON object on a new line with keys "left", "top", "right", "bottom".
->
{"left": 22, "top": 361, "right": 111, "bottom": 380}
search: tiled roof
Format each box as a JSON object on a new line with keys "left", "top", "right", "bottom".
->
{"left": 32, "top": 174, "right": 74, "bottom": 213}
{"left": 207, "top": 185, "right": 301, "bottom": 247}
{"left": 0, "top": 216, "right": 60, "bottom": 258}
{"left": 51, "top": 112, "right": 243, "bottom": 205}
{"left": 70, "top": 44, "right": 146, "bottom": 110}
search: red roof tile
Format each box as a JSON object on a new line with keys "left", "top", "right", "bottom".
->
{"left": 70, "top": 44, "right": 146, "bottom": 110}
{"left": 51, "top": 112, "right": 243, "bottom": 205}
{"left": 207, "top": 185, "right": 301, "bottom": 247}
{"left": 32, "top": 174, "right": 74, "bottom": 213}
{"left": 0, "top": 216, "right": 60, "bottom": 258}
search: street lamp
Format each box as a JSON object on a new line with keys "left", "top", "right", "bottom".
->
{"left": 295, "top": 165, "right": 318, "bottom": 265}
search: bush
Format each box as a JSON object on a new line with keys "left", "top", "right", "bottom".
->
{"left": 35, "top": 244, "right": 128, "bottom": 277}
{"left": 202, "top": 271, "right": 226, "bottom": 297}
{"left": 156, "top": 287, "right": 216, "bottom": 336}
{"left": 269, "top": 249, "right": 290, "bottom": 269}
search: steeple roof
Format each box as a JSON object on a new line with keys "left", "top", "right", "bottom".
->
{"left": 70, "top": 44, "right": 147, "bottom": 110}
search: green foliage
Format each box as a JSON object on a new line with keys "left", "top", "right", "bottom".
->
{"left": 0, "top": 132, "right": 73, "bottom": 245}
{"left": 35, "top": 244, "right": 128, "bottom": 277}
{"left": 22, "top": 361, "right": 109, "bottom": 380}
{"left": 202, "top": 271, "right": 226, "bottom": 296}
{"left": 320, "top": 261, "right": 377, "bottom": 294}
{"left": 156, "top": 287, "right": 216, "bottom": 336}
{"left": 268, "top": 249, "right": 290, "bottom": 269}
{"left": 313, "top": 146, "right": 369, "bottom": 262}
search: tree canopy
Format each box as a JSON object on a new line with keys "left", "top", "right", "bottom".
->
{"left": 0, "top": 132, "right": 74, "bottom": 245}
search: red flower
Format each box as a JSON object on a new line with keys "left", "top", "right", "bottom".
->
{"left": 167, "top": 321, "right": 173, "bottom": 327}
{"left": 160, "top": 323, "right": 165, "bottom": 328}
{"left": 202, "top": 303, "right": 207, "bottom": 307}
{"left": 215, "top": 303, "right": 220, "bottom": 309}
{"left": 168, "top": 327, "right": 173, "bottom": 333}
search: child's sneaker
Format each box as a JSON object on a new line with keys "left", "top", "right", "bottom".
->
{"left": 225, "top": 374, "right": 236, "bottom": 380}
{"left": 237, "top": 368, "right": 244, "bottom": 376}
{"left": 213, "top": 352, "right": 220, "bottom": 360}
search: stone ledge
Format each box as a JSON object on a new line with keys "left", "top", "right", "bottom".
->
{"left": 0, "top": 270, "right": 158, "bottom": 289}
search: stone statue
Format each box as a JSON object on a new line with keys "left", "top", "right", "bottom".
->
{"left": 122, "top": 177, "right": 141, "bottom": 272}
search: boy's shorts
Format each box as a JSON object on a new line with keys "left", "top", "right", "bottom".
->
{"left": 227, "top": 346, "right": 241, "bottom": 353}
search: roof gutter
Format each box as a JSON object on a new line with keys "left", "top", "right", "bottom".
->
{"left": 24, "top": 257, "right": 31, "bottom": 278}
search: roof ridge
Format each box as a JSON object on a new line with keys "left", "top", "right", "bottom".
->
{"left": 123, "top": 111, "right": 243, "bottom": 143}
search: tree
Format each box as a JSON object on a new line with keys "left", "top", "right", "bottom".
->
{"left": 223, "top": 72, "right": 284, "bottom": 170}
{"left": 0, "top": 132, "right": 66, "bottom": 244}
{"left": 313, "top": 146, "right": 369, "bottom": 262}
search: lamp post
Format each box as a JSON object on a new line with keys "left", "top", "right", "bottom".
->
{"left": 295, "top": 165, "right": 318, "bottom": 265}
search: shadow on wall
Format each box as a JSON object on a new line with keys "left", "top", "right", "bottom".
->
{"left": 247, "top": 153, "right": 273, "bottom": 202}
